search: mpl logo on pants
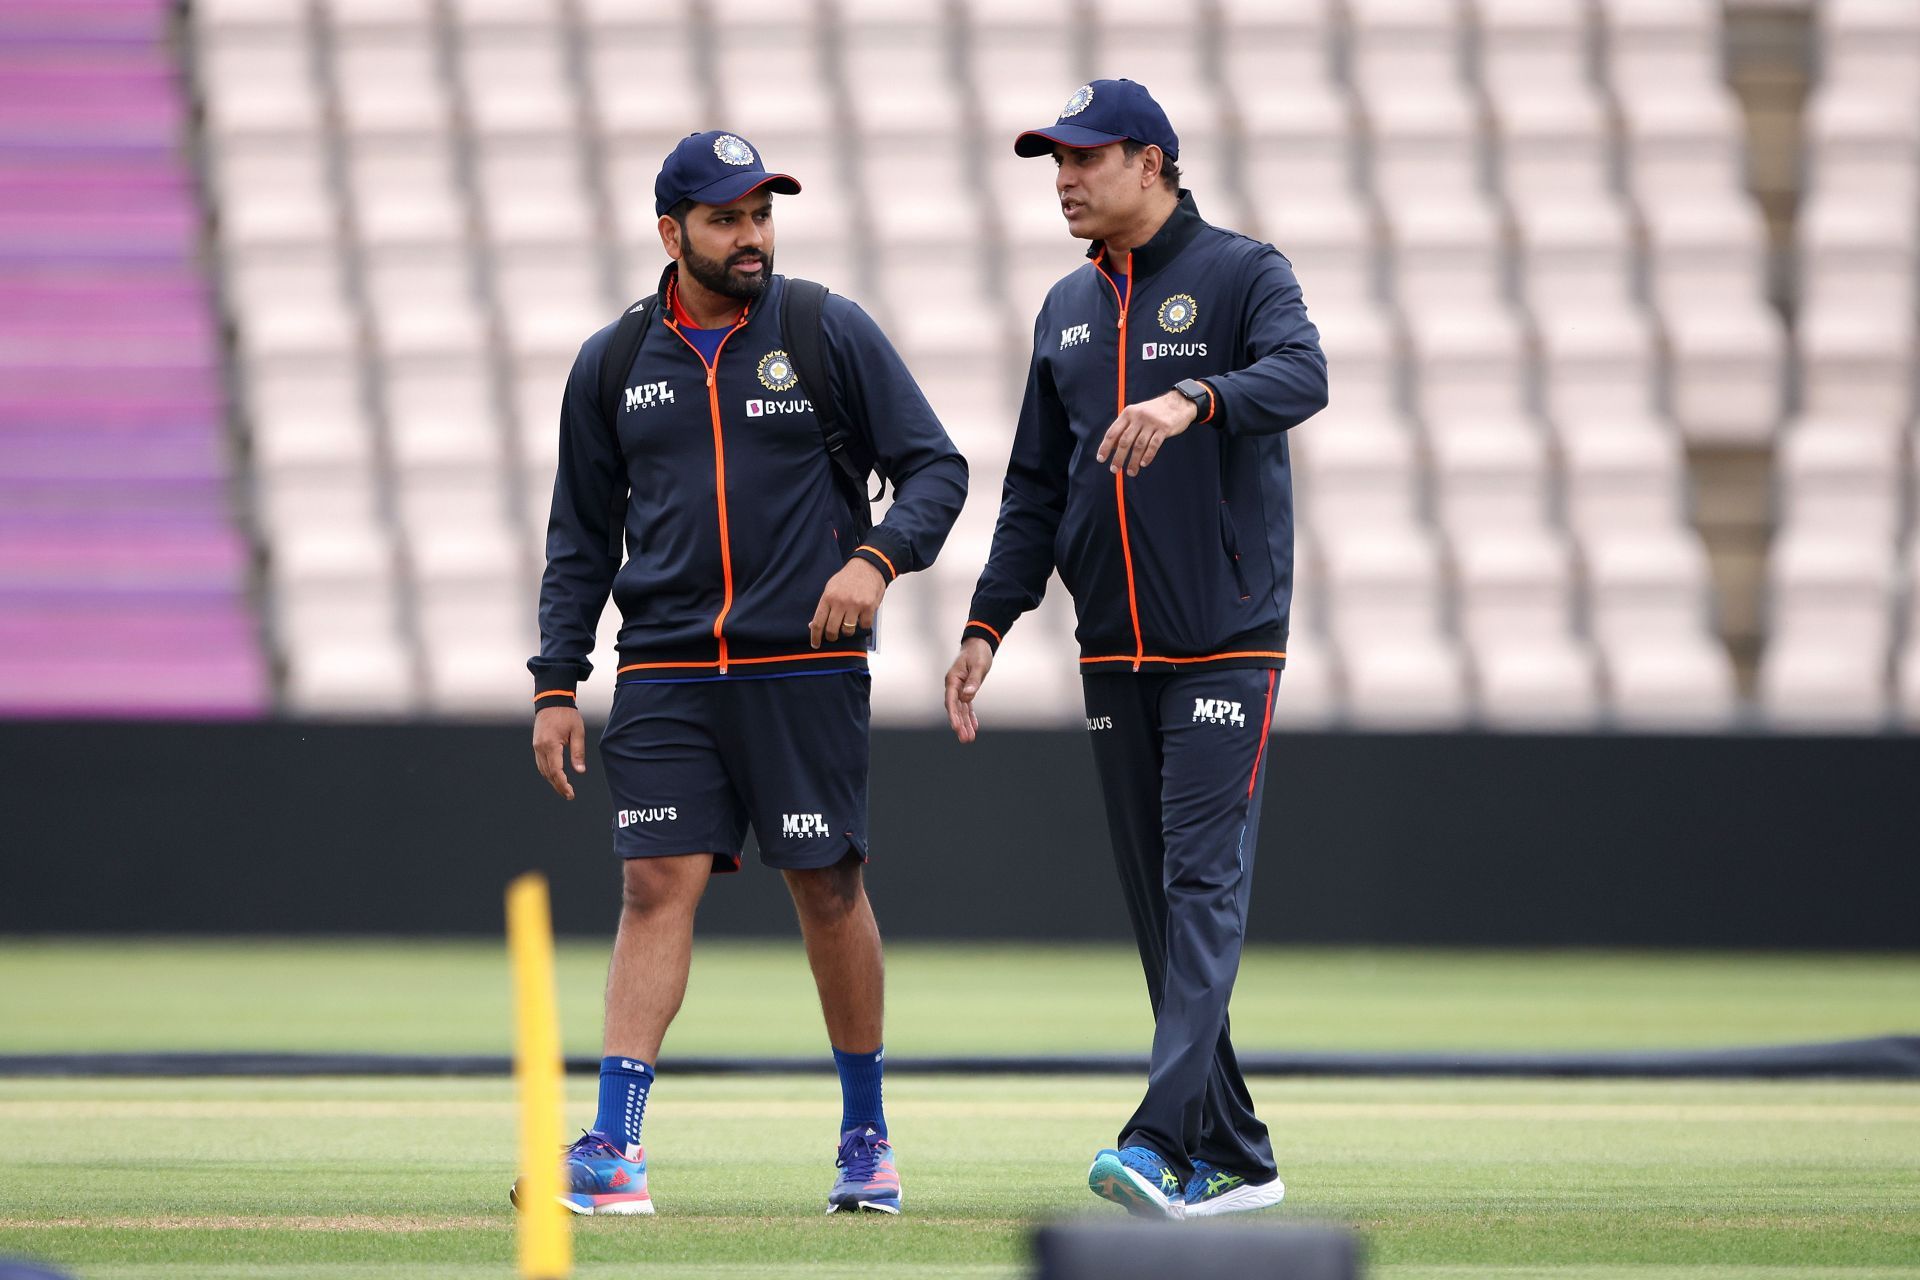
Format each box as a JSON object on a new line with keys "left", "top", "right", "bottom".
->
{"left": 745, "top": 398, "right": 813, "bottom": 417}
{"left": 1142, "top": 341, "right": 1208, "bottom": 360}
{"left": 1191, "top": 698, "right": 1246, "bottom": 727}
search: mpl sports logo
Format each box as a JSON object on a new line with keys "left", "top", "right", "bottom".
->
{"left": 617, "top": 806, "right": 677, "bottom": 827}
{"left": 1192, "top": 698, "right": 1246, "bottom": 728}
{"left": 623, "top": 380, "right": 674, "bottom": 412}
{"left": 746, "top": 397, "right": 813, "bottom": 417}
{"left": 1060, "top": 322, "right": 1091, "bottom": 350}
{"left": 781, "top": 812, "right": 829, "bottom": 838}
{"left": 1142, "top": 341, "right": 1208, "bottom": 360}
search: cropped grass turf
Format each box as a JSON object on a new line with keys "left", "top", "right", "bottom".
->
{"left": 2, "top": 943, "right": 1916, "bottom": 1277}
{"left": 1, "top": 1076, "right": 1917, "bottom": 1279}
{"left": 3, "top": 940, "right": 1917, "bottom": 1056}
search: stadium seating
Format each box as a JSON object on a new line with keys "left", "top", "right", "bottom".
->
{"left": 1758, "top": 0, "right": 1918, "bottom": 730}
{"left": 0, "top": 0, "right": 267, "bottom": 716}
{"left": 77, "top": 0, "right": 1893, "bottom": 732}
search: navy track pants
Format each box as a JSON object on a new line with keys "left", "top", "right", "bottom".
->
{"left": 1081, "top": 666, "right": 1280, "bottom": 1184}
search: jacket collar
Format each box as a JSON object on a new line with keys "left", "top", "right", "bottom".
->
{"left": 656, "top": 263, "right": 766, "bottom": 330}
{"left": 1086, "top": 190, "right": 1206, "bottom": 280}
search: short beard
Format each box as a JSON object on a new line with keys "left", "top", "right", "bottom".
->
{"left": 680, "top": 239, "right": 771, "bottom": 301}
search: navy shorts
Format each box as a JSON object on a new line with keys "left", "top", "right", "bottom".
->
{"left": 598, "top": 671, "right": 870, "bottom": 872}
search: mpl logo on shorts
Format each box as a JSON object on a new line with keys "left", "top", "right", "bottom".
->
{"left": 1142, "top": 341, "right": 1208, "bottom": 360}
{"left": 623, "top": 381, "right": 674, "bottom": 412}
{"left": 617, "top": 806, "right": 677, "bottom": 827}
{"left": 781, "top": 812, "right": 830, "bottom": 838}
{"left": 745, "top": 398, "right": 812, "bottom": 417}
{"left": 1192, "top": 698, "right": 1246, "bottom": 728}
{"left": 1060, "top": 322, "right": 1091, "bottom": 349}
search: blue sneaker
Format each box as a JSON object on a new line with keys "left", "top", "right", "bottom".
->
{"left": 1182, "top": 1159, "right": 1285, "bottom": 1218}
{"left": 511, "top": 1130, "right": 653, "bottom": 1216}
{"left": 827, "top": 1125, "right": 901, "bottom": 1214}
{"left": 1087, "top": 1145, "right": 1184, "bottom": 1218}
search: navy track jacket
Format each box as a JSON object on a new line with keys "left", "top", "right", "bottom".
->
{"left": 964, "top": 193, "right": 1327, "bottom": 674}
{"left": 530, "top": 270, "right": 967, "bottom": 705}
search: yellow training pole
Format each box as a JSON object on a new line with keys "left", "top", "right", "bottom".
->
{"left": 508, "top": 872, "right": 573, "bottom": 1279}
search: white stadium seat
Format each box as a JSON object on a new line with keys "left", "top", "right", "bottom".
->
{"left": 199, "top": 0, "right": 1874, "bottom": 728}
{"left": 1473, "top": 636, "right": 1603, "bottom": 730}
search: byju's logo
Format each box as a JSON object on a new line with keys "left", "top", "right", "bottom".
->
{"left": 1085, "top": 715, "right": 1113, "bottom": 732}
{"left": 624, "top": 381, "right": 674, "bottom": 412}
{"left": 1142, "top": 341, "right": 1208, "bottom": 360}
{"left": 745, "top": 398, "right": 812, "bottom": 417}
{"left": 617, "top": 806, "right": 678, "bottom": 827}
{"left": 1192, "top": 698, "right": 1246, "bottom": 728}
{"left": 1060, "top": 322, "right": 1091, "bottom": 349}
{"left": 781, "top": 812, "right": 829, "bottom": 838}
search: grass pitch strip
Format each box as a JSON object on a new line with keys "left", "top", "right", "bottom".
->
{"left": 1, "top": 1076, "right": 1917, "bottom": 1279}
{"left": 0, "top": 942, "right": 1915, "bottom": 1278}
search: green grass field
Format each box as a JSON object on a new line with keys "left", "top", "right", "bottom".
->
{"left": 2, "top": 941, "right": 1917, "bottom": 1279}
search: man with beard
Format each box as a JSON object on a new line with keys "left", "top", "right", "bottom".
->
{"left": 523, "top": 131, "right": 966, "bottom": 1216}
{"left": 945, "top": 81, "right": 1326, "bottom": 1218}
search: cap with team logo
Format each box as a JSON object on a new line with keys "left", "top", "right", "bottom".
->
{"left": 654, "top": 129, "right": 801, "bottom": 216}
{"left": 1013, "top": 79, "right": 1180, "bottom": 161}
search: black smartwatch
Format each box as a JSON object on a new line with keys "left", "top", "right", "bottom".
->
{"left": 1173, "top": 378, "right": 1212, "bottom": 422}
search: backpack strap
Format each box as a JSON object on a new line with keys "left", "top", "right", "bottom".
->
{"left": 780, "top": 278, "right": 880, "bottom": 536}
{"left": 595, "top": 295, "right": 655, "bottom": 560}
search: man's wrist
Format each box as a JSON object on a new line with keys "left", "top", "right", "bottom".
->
{"left": 1171, "top": 378, "right": 1213, "bottom": 426}
{"left": 848, "top": 543, "right": 898, "bottom": 584}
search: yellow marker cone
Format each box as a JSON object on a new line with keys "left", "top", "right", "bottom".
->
{"left": 508, "top": 872, "right": 573, "bottom": 1279}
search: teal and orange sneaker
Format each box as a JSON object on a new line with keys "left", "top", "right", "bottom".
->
{"left": 511, "top": 1130, "right": 653, "bottom": 1216}
{"left": 827, "top": 1125, "right": 901, "bottom": 1214}
{"left": 1087, "top": 1145, "right": 1184, "bottom": 1219}
{"left": 1182, "top": 1159, "right": 1285, "bottom": 1218}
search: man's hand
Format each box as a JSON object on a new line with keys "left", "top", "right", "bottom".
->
{"left": 1097, "top": 389, "right": 1198, "bottom": 477}
{"left": 943, "top": 638, "right": 995, "bottom": 744}
{"left": 533, "top": 705, "right": 588, "bottom": 800}
{"left": 808, "top": 558, "right": 887, "bottom": 649}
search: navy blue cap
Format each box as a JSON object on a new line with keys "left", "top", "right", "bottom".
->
{"left": 654, "top": 130, "right": 800, "bottom": 216}
{"left": 1014, "top": 79, "right": 1179, "bottom": 161}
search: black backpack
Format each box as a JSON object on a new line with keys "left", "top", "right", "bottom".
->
{"left": 593, "top": 278, "right": 881, "bottom": 559}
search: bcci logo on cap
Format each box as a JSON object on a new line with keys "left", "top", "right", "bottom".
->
{"left": 1158, "top": 294, "right": 1198, "bottom": 334}
{"left": 712, "top": 134, "right": 755, "bottom": 166}
{"left": 757, "top": 349, "right": 799, "bottom": 392}
{"left": 1061, "top": 84, "right": 1094, "bottom": 118}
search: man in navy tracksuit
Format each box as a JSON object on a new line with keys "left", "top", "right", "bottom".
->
{"left": 526, "top": 131, "right": 965, "bottom": 1216}
{"left": 944, "top": 81, "right": 1327, "bottom": 1218}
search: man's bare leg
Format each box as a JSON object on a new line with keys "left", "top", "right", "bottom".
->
{"left": 786, "top": 850, "right": 896, "bottom": 1210}
{"left": 604, "top": 852, "right": 712, "bottom": 1061}
{"left": 784, "top": 852, "right": 884, "bottom": 1053}
{"left": 543, "top": 853, "right": 711, "bottom": 1214}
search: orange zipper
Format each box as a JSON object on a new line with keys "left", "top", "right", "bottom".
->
{"left": 666, "top": 291, "right": 749, "bottom": 674}
{"left": 1096, "top": 252, "right": 1145, "bottom": 671}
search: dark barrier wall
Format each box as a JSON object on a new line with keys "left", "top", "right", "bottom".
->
{"left": 2, "top": 723, "right": 1915, "bottom": 947}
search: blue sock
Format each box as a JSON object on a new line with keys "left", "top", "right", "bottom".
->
{"left": 593, "top": 1056, "right": 653, "bottom": 1151}
{"left": 832, "top": 1044, "right": 886, "bottom": 1140}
